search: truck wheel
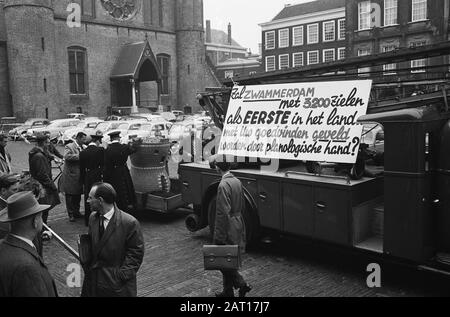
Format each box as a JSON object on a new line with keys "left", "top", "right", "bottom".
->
{"left": 306, "top": 161, "right": 321, "bottom": 174}
{"left": 207, "top": 194, "right": 257, "bottom": 247}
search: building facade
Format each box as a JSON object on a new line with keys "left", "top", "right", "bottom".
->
{"left": 346, "top": 0, "right": 450, "bottom": 97}
{"left": 260, "top": 0, "right": 346, "bottom": 72}
{"left": 0, "top": 0, "right": 218, "bottom": 120}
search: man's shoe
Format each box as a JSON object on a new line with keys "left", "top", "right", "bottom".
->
{"left": 215, "top": 290, "right": 234, "bottom": 297}
{"left": 73, "top": 212, "right": 83, "bottom": 219}
{"left": 238, "top": 284, "right": 252, "bottom": 297}
{"left": 69, "top": 216, "right": 75, "bottom": 222}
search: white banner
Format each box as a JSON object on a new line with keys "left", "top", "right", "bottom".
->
{"left": 218, "top": 80, "right": 372, "bottom": 164}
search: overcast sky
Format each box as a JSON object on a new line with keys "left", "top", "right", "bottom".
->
{"left": 203, "top": 0, "right": 312, "bottom": 54}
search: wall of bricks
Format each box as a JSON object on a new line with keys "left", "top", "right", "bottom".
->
{"left": 0, "top": 0, "right": 216, "bottom": 119}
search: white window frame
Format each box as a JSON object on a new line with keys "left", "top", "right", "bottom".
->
{"left": 224, "top": 70, "right": 234, "bottom": 79}
{"left": 323, "top": 49, "right": 335, "bottom": 63}
{"left": 265, "top": 31, "right": 275, "bottom": 50}
{"left": 412, "top": 0, "right": 427, "bottom": 22}
{"left": 338, "top": 47, "right": 346, "bottom": 60}
{"left": 307, "top": 23, "right": 319, "bottom": 44}
{"left": 382, "top": 44, "right": 398, "bottom": 74}
{"left": 279, "top": 54, "right": 290, "bottom": 70}
{"left": 292, "top": 26, "right": 304, "bottom": 46}
{"left": 338, "top": 19, "right": 346, "bottom": 40}
{"left": 323, "top": 21, "right": 335, "bottom": 42}
{"left": 358, "top": 48, "right": 371, "bottom": 76}
{"left": 278, "top": 28, "right": 289, "bottom": 48}
{"left": 358, "top": 1, "right": 371, "bottom": 30}
{"left": 265, "top": 55, "right": 276, "bottom": 72}
{"left": 411, "top": 59, "right": 426, "bottom": 72}
{"left": 410, "top": 40, "right": 427, "bottom": 72}
{"left": 307, "top": 50, "right": 319, "bottom": 65}
{"left": 293, "top": 52, "right": 304, "bottom": 67}
{"left": 384, "top": 0, "right": 398, "bottom": 26}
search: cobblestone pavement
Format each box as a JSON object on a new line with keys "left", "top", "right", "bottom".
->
{"left": 5, "top": 141, "right": 450, "bottom": 297}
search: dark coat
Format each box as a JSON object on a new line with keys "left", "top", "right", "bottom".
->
{"left": 103, "top": 142, "right": 137, "bottom": 212}
{"left": 0, "top": 235, "right": 58, "bottom": 297}
{"left": 81, "top": 207, "right": 145, "bottom": 297}
{"left": 214, "top": 173, "right": 246, "bottom": 251}
{"left": 60, "top": 142, "right": 84, "bottom": 195}
{"left": 29, "top": 147, "right": 61, "bottom": 207}
{"left": 80, "top": 144, "right": 104, "bottom": 191}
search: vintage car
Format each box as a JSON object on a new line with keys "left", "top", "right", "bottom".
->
{"left": 61, "top": 119, "right": 104, "bottom": 144}
{"left": 8, "top": 118, "right": 50, "bottom": 141}
{"left": 27, "top": 119, "right": 80, "bottom": 141}
{"left": 67, "top": 113, "right": 86, "bottom": 120}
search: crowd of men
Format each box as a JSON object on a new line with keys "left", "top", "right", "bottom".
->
{"left": 0, "top": 131, "right": 251, "bottom": 298}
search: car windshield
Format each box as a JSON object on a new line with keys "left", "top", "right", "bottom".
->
{"left": 170, "top": 125, "right": 186, "bottom": 133}
{"left": 24, "top": 120, "right": 38, "bottom": 125}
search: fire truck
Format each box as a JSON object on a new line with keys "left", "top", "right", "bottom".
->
{"left": 178, "top": 41, "right": 450, "bottom": 275}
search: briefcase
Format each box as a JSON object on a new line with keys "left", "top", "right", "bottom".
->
{"left": 78, "top": 234, "right": 92, "bottom": 266}
{"left": 203, "top": 245, "right": 241, "bottom": 270}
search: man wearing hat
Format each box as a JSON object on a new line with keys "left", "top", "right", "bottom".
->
{"left": 80, "top": 131, "right": 105, "bottom": 226}
{"left": 103, "top": 131, "right": 138, "bottom": 213}
{"left": 0, "top": 191, "right": 57, "bottom": 297}
{"left": 60, "top": 132, "right": 87, "bottom": 222}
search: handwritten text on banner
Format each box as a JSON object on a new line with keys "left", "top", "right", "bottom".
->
{"left": 218, "top": 81, "right": 372, "bottom": 164}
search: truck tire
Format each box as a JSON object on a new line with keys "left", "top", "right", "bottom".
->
{"left": 207, "top": 194, "right": 258, "bottom": 247}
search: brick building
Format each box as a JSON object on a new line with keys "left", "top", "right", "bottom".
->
{"left": 346, "top": 0, "right": 450, "bottom": 97}
{"left": 0, "top": 0, "right": 219, "bottom": 120}
{"left": 260, "top": 0, "right": 346, "bottom": 72}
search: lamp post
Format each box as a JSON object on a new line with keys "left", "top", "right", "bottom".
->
{"left": 131, "top": 78, "right": 138, "bottom": 114}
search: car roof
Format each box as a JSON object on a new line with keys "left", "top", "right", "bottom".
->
{"left": 51, "top": 118, "right": 80, "bottom": 123}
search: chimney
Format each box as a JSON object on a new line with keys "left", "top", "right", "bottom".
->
{"left": 228, "top": 23, "right": 232, "bottom": 45}
{"left": 206, "top": 20, "right": 211, "bottom": 43}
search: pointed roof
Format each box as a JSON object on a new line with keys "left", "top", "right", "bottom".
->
{"left": 111, "top": 41, "right": 161, "bottom": 81}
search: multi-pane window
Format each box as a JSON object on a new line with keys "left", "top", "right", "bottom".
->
{"left": 384, "top": 0, "right": 398, "bottom": 25}
{"left": 157, "top": 54, "right": 170, "bottom": 95}
{"left": 279, "top": 29, "right": 289, "bottom": 48}
{"left": 323, "top": 21, "right": 335, "bottom": 42}
{"left": 224, "top": 70, "right": 234, "bottom": 79}
{"left": 338, "top": 19, "right": 346, "bottom": 40}
{"left": 68, "top": 47, "right": 87, "bottom": 95}
{"left": 293, "top": 26, "right": 304, "bottom": 46}
{"left": 358, "top": 49, "right": 371, "bottom": 76}
{"left": 73, "top": 0, "right": 95, "bottom": 17}
{"left": 412, "top": 0, "right": 427, "bottom": 21}
{"left": 265, "top": 31, "right": 275, "bottom": 50}
{"left": 307, "top": 51, "right": 319, "bottom": 65}
{"left": 358, "top": 1, "right": 371, "bottom": 30}
{"left": 383, "top": 45, "right": 397, "bottom": 74}
{"left": 338, "top": 47, "right": 346, "bottom": 60}
{"left": 293, "top": 52, "right": 304, "bottom": 67}
{"left": 279, "top": 54, "right": 290, "bottom": 69}
{"left": 323, "top": 49, "right": 335, "bottom": 63}
{"left": 266, "top": 56, "right": 276, "bottom": 71}
{"left": 307, "top": 24, "right": 319, "bottom": 44}
{"left": 410, "top": 41, "right": 427, "bottom": 72}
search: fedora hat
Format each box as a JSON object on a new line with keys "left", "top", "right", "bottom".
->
{"left": 0, "top": 191, "right": 50, "bottom": 223}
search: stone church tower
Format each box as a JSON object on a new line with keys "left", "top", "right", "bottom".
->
{"left": 3, "top": 0, "right": 58, "bottom": 120}
{"left": 175, "top": 0, "right": 207, "bottom": 113}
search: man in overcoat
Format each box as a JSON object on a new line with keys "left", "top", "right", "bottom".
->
{"left": 29, "top": 134, "right": 61, "bottom": 225}
{"left": 210, "top": 155, "right": 252, "bottom": 298}
{"left": 0, "top": 134, "right": 12, "bottom": 175}
{"left": 80, "top": 131, "right": 105, "bottom": 226}
{"left": 0, "top": 191, "right": 57, "bottom": 297}
{"left": 81, "top": 182, "right": 144, "bottom": 297}
{"left": 61, "top": 132, "right": 86, "bottom": 222}
{"left": 103, "top": 131, "right": 138, "bottom": 213}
